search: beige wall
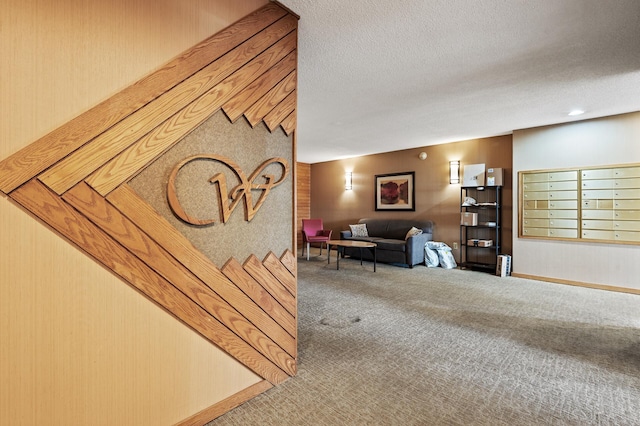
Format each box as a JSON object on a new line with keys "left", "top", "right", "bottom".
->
{"left": 310, "top": 135, "right": 513, "bottom": 262}
{"left": 0, "top": 1, "right": 269, "bottom": 424}
{"left": 513, "top": 111, "right": 640, "bottom": 291}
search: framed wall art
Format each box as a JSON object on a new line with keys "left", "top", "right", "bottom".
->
{"left": 375, "top": 171, "right": 415, "bottom": 211}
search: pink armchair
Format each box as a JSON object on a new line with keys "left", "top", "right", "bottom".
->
{"left": 301, "top": 219, "right": 333, "bottom": 260}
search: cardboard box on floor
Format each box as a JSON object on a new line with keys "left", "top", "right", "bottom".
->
{"left": 496, "top": 254, "right": 512, "bottom": 277}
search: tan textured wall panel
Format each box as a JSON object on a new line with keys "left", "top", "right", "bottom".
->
{"left": 0, "top": 0, "right": 278, "bottom": 424}
{"left": 128, "top": 111, "right": 293, "bottom": 267}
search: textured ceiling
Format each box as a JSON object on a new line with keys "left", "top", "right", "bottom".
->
{"left": 279, "top": 0, "right": 640, "bottom": 164}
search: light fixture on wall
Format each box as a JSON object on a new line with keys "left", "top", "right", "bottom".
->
{"left": 419, "top": 152, "right": 427, "bottom": 160}
{"left": 345, "top": 172, "right": 353, "bottom": 190}
{"left": 449, "top": 161, "right": 460, "bottom": 184}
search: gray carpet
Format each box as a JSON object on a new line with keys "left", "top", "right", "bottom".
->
{"left": 209, "top": 255, "right": 640, "bottom": 425}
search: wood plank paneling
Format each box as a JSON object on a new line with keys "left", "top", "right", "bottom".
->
{"left": 0, "top": 3, "right": 288, "bottom": 194}
{"left": 63, "top": 183, "right": 296, "bottom": 373}
{"left": 244, "top": 255, "right": 296, "bottom": 317}
{"left": 244, "top": 70, "right": 297, "bottom": 127}
{"left": 280, "top": 250, "right": 298, "bottom": 276}
{"left": 11, "top": 179, "right": 289, "bottom": 385}
{"left": 264, "top": 90, "right": 297, "bottom": 132}
{"left": 263, "top": 252, "right": 296, "bottom": 296}
{"left": 108, "top": 184, "right": 296, "bottom": 353}
{"left": 41, "top": 15, "right": 298, "bottom": 196}
{"left": 222, "top": 258, "right": 296, "bottom": 337}
{"left": 281, "top": 110, "right": 297, "bottom": 136}
{"left": 296, "top": 162, "right": 311, "bottom": 250}
{"left": 107, "top": 187, "right": 298, "bottom": 356}
{"left": 86, "top": 15, "right": 299, "bottom": 196}
{"left": 107, "top": 185, "right": 230, "bottom": 283}
{"left": 222, "top": 49, "right": 297, "bottom": 123}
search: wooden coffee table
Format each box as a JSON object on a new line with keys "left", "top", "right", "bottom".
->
{"left": 327, "top": 240, "right": 377, "bottom": 272}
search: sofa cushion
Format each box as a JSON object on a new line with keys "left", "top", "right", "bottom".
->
{"left": 373, "top": 239, "right": 406, "bottom": 252}
{"left": 348, "top": 236, "right": 383, "bottom": 243}
{"left": 357, "top": 218, "right": 433, "bottom": 240}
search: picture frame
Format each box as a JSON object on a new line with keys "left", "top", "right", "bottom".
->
{"left": 375, "top": 171, "right": 415, "bottom": 211}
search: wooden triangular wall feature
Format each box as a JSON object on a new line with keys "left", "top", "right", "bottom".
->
{"left": 0, "top": 3, "right": 299, "bottom": 386}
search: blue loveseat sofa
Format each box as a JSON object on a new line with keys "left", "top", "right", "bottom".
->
{"left": 339, "top": 218, "right": 434, "bottom": 268}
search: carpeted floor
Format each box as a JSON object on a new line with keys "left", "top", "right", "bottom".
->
{"left": 209, "top": 255, "right": 640, "bottom": 425}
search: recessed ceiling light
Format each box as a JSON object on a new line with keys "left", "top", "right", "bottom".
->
{"left": 568, "top": 109, "right": 585, "bottom": 116}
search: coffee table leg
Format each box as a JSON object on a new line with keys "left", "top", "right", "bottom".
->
{"left": 327, "top": 244, "right": 331, "bottom": 265}
{"left": 336, "top": 246, "right": 340, "bottom": 270}
{"left": 373, "top": 246, "right": 376, "bottom": 272}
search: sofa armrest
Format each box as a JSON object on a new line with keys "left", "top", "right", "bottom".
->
{"left": 340, "top": 230, "right": 352, "bottom": 239}
{"left": 406, "top": 233, "right": 432, "bottom": 266}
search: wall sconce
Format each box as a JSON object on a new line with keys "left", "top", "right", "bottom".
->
{"left": 345, "top": 172, "right": 353, "bottom": 190}
{"left": 419, "top": 152, "right": 427, "bottom": 160}
{"left": 449, "top": 161, "right": 460, "bottom": 184}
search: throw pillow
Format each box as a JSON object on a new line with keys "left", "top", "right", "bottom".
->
{"left": 349, "top": 224, "right": 369, "bottom": 238}
{"left": 405, "top": 226, "right": 423, "bottom": 240}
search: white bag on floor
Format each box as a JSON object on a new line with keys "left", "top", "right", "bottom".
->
{"left": 425, "top": 242, "right": 457, "bottom": 269}
{"left": 437, "top": 246, "right": 457, "bottom": 269}
{"left": 424, "top": 242, "right": 440, "bottom": 267}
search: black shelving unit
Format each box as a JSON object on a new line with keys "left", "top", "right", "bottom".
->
{"left": 460, "top": 186, "right": 501, "bottom": 272}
